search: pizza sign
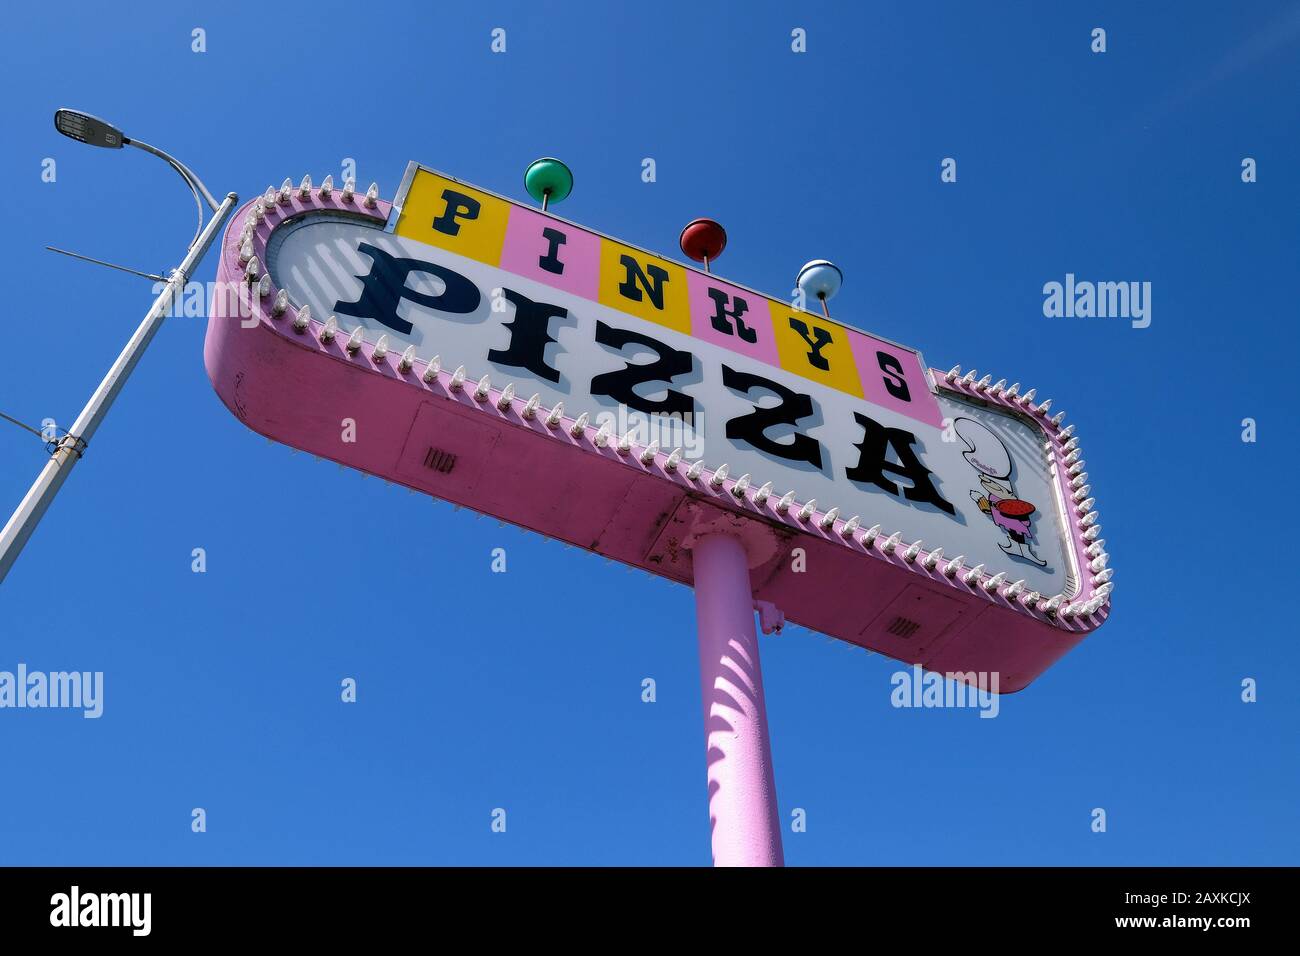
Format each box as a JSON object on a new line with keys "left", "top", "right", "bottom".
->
{"left": 206, "top": 163, "right": 1111, "bottom": 690}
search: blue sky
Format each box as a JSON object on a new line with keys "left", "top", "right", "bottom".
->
{"left": 1, "top": 0, "right": 1296, "bottom": 865}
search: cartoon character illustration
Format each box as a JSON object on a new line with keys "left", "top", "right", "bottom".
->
{"left": 953, "top": 418, "right": 1047, "bottom": 567}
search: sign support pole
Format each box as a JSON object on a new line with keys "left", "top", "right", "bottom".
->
{"left": 691, "top": 531, "right": 784, "bottom": 867}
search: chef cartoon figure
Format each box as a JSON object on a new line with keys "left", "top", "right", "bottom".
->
{"left": 953, "top": 418, "right": 1047, "bottom": 568}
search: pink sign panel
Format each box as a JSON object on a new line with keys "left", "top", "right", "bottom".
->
{"left": 686, "top": 271, "right": 781, "bottom": 369}
{"left": 849, "top": 333, "right": 945, "bottom": 428}
{"left": 499, "top": 205, "right": 601, "bottom": 300}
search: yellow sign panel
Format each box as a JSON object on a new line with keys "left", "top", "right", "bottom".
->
{"left": 769, "top": 301, "right": 864, "bottom": 398}
{"left": 597, "top": 240, "right": 691, "bottom": 335}
{"left": 394, "top": 171, "right": 509, "bottom": 267}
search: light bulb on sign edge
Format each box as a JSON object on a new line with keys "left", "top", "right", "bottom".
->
{"left": 818, "top": 507, "right": 839, "bottom": 530}
{"left": 372, "top": 335, "right": 390, "bottom": 362}
{"left": 943, "top": 556, "right": 964, "bottom": 578}
{"left": 882, "top": 532, "right": 901, "bottom": 554}
{"left": 239, "top": 238, "right": 254, "bottom": 264}
{"left": 640, "top": 442, "right": 658, "bottom": 466}
{"left": 945, "top": 365, "right": 961, "bottom": 383}
{"left": 496, "top": 383, "right": 515, "bottom": 410}
{"left": 962, "top": 563, "right": 984, "bottom": 585}
{"left": 398, "top": 346, "right": 416, "bottom": 373}
{"left": 473, "top": 374, "right": 491, "bottom": 401}
{"left": 923, "top": 547, "right": 943, "bottom": 571}
{"left": 257, "top": 274, "right": 271, "bottom": 298}
{"left": 617, "top": 432, "right": 634, "bottom": 455}
{"left": 594, "top": 422, "right": 612, "bottom": 447}
{"left": 903, "top": 540, "right": 922, "bottom": 563}
{"left": 776, "top": 492, "right": 796, "bottom": 515}
{"left": 753, "top": 481, "right": 772, "bottom": 506}
{"left": 320, "top": 315, "right": 338, "bottom": 343}
{"left": 522, "top": 394, "right": 540, "bottom": 419}
{"left": 569, "top": 412, "right": 589, "bottom": 437}
{"left": 686, "top": 460, "right": 705, "bottom": 481}
{"left": 841, "top": 515, "right": 859, "bottom": 536}
{"left": 449, "top": 366, "right": 467, "bottom": 390}
{"left": 272, "top": 289, "right": 289, "bottom": 317}
{"left": 364, "top": 183, "right": 379, "bottom": 208}
{"left": 320, "top": 175, "right": 333, "bottom": 198}
{"left": 1003, "top": 579, "right": 1024, "bottom": 600}
{"left": 422, "top": 356, "right": 441, "bottom": 383}
{"left": 664, "top": 448, "right": 682, "bottom": 472}
{"left": 709, "top": 464, "right": 729, "bottom": 488}
{"left": 797, "top": 499, "right": 816, "bottom": 521}
{"left": 262, "top": 186, "right": 276, "bottom": 207}
{"left": 731, "top": 474, "right": 750, "bottom": 498}
{"left": 341, "top": 178, "right": 355, "bottom": 202}
{"left": 278, "top": 178, "right": 293, "bottom": 204}
{"left": 983, "top": 571, "right": 1005, "bottom": 593}
{"left": 298, "top": 174, "right": 312, "bottom": 199}
{"left": 861, "top": 524, "right": 881, "bottom": 546}
{"left": 544, "top": 402, "right": 563, "bottom": 427}
{"left": 244, "top": 256, "right": 260, "bottom": 282}
{"left": 292, "top": 304, "right": 310, "bottom": 332}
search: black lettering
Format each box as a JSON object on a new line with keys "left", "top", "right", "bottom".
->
{"left": 707, "top": 288, "right": 757, "bottom": 343}
{"left": 538, "top": 227, "right": 566, "bottom": 275}
{"left": 617, "top": 255, "right": 668, "bottom": 310}
{"left": 486, "top": 288, "right": 565, "bottom": 383}
{"left": 877, "top": 352, "right": 911, "bottom": 402}
{"left": 788, "top": 318, "right": 834, "bottom": 371}
{"left": 334, "top": 242, "right": 480, "bottom": 335}
{"left": 845, "top": 413, "right": 954, "bottom": 514}
{"left": 589, "top": 321, "right": 694, "bottom": 417}
{"left": 721, "top": 365, "right": 822, "bottom": 468}
{"left": 431, "top": 189, "right": 480, "bottom": 237}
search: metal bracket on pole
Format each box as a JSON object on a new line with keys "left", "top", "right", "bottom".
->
{"left": 56, "top": 435, "right": 88, "bottom": 460}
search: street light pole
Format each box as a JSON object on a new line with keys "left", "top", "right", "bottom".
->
{"left": 0, "top": 111, "right": 237, "bottom": 586}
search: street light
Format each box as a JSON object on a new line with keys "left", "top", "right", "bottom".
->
{"left": 0, "top": 109, "right": 239, "bottom": 586}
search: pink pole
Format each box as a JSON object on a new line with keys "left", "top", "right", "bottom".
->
{"left": 692, "top": 532, "right": 784, "bottom": 867}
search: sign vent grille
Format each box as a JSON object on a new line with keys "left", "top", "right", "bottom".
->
{"left": 423, "top": 447, "right": 457, "bottom": 474}
{"left": 885, "top": 616, "right": 922, "bottom": 639}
